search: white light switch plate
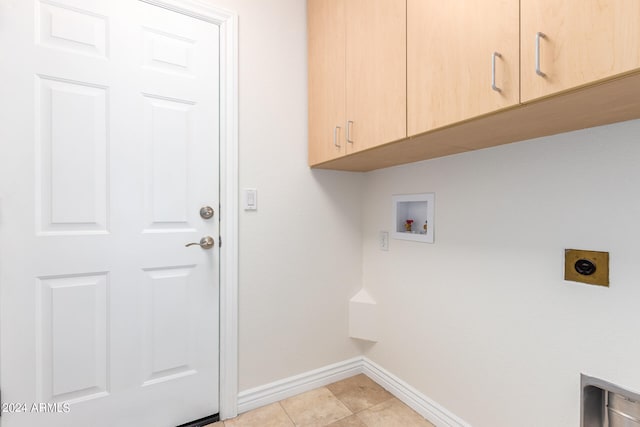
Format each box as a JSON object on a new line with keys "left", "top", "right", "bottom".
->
{"left": 379, "top": 231, "right": 389, "bottom": 251}
{"left": 244, "top": 188, "right": 257, "bottom": 210}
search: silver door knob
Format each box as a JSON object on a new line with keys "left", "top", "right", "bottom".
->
{"left": 185, "top": 236, "right": 215, "bottom": 249}
{"left": 200, "top": 206, "right": 214, "bottom": 219}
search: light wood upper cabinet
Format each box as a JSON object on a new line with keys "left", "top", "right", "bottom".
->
{"left": 345, "top": 0, "right": 406, "bottom": 152}
{"left": 308, "top": 0, "right": 406, "bottom": 165}
{"left": 521, "top": 0, "right": 640, "bottom": 102}
{"left": 309, "top": 0, "right": 640, "bottom": 171}
{"left": 407, "top": 0, "right": 519, "bottom": 136}
{"left": 308, "top": 0, "right": 346, "bottom": 165}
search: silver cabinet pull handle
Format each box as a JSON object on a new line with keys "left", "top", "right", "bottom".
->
{"left": 535, "top": 32, "right": 546, "bottom": 77}
{"left": 491, "top": 51, "right": 502, "bottom": 92}
{"left": 333, "top": 125, "right": 341, "bottom": 148}
{"left": 185, "top": 236, "right": 215, "bottom": 249}
{"left": 346, "top": 120, "right": 354, "bottom": 144}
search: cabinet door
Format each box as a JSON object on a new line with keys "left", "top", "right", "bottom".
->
{"left": 522, "top": 0, "right": 640, "bottom": 102}
{"left": 345, "top": 0, "right": 406, "bottom": 152}
{"left": 308, "top": 0, "right": 346, "bottom": 166}
{"left": 407, "top": 0, "right": 519, "bottom": 136}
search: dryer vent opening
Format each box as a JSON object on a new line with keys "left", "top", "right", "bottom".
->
{"left": 582, "top": 375, "right": 640, "bottom": 427}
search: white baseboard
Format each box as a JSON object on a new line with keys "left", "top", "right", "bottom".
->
{"left": 362, "top": 358, "right": 471, "bottom": 427}
{"left": 237, "top": 356, "right": 364, "bottom": 414}
{"left": 236, "top": 356, "right": 470, "bottom": 427}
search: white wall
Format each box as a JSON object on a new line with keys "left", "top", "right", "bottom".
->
{"left": 203, "top": 3, "right": 640, "bottom": 423}
{"left": 361, "top": 119, "right": 640, "bottom": 426}
{"left": 207, "top": 0, "right": 364, "bottom": 391}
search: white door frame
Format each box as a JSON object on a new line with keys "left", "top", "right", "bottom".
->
{"left": 140, "top": 0, "right": 239, "bottom": 420}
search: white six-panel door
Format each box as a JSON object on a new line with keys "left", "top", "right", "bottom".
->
{"left": 0, "top": 0, "right": 220, "bottom": 425}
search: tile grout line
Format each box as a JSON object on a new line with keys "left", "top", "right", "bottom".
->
{"left": 321, "top": 385, "right": 354, "bottom": 427}
{"left": 277, "top": 401, "right": 297, "bottom": 426}
{"left": 324, "top": 385, "right": 354, "bottom": 426}
{"left": 323, "top": 380, "right": 397, "bottom": 427}
{"left": 346, "top": 394, "right": 397, "bottom": 427}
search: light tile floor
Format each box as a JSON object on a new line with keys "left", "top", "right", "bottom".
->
{"left": 208, "top": 374, "right": 435, "bottom": 427}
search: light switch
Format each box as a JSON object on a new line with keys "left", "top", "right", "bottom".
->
{"left": 244, "top": 188, "right": 257, "bottom": 210}
{"left": 379, "top": 231, "right": 389, "bottom": 251}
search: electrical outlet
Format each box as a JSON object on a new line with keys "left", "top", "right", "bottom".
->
{"left": 564, "top": 249, "right": 609, "bottom": 287}
{"left": 379, "top": 231, "right": 389, "bottom": 251}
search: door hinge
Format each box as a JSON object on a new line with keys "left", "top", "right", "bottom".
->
{"left": 219, "top": 236, "right": 222, "bottom": 248}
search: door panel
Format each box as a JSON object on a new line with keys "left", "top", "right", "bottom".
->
{"left": 141, "top": 265, "right": 195, "bottom": 385}
{"left": 36, "top": 0, "right": 109, "bottom": 58}
{"left": 36, "top": 76, "right": 109, "bottom": 234}
{"left": 521, "top": 0, "right": 640, "bottom": 102}
{"left": 37, "top": 273, "right": 109, "bottom": 403}
{"left": 0, "top": 1, "right": 220, "bottom": 426}
{"left": 142, "top": 95, "right": 194, "bottom": 229}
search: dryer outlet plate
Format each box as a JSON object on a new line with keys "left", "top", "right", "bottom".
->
{"left": 564, "top": 249, "right": 609, "bottom": 287}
